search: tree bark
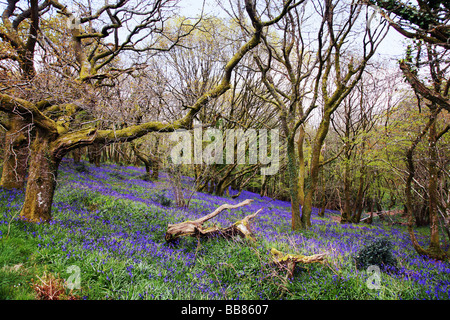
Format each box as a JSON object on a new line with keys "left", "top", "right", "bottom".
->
{"left": 351, "top": 153, "right": 367, "bottom": 223}
{"left": 405, "top": 108, "right": 448, "bottom": 260}
{"left": 72, "top": 148, "right": 81, "bottom": 163}
{"left": 19, "top": 129, "right": 59, "bottom": 222}
{"left": 287, "top": 135, "right": 302, "bottom": 230}
{"left": 297, "top": 126, "right": 306, "bottom": 206}
{"left": 1, "top": 114, "right": 29, "bottom": 189}
{"left": 428, "top": 119, "right": 444, "bottom": 256}
{"left": 302, "top": 110, "right": 331, "bottom": 229}
{"left": 341, "top": 149, "right": 352, "bottom": 223}
{"left": 88, "top": 143, "right": 101, "bottom": 167}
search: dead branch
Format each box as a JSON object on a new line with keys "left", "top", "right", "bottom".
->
{"left": 165, "top": 199, "right": 261, "bottom": 242}
{"left": 270, "top": 248, "right": 327, "bottom": 278}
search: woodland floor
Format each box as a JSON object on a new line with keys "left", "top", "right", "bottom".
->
{"left": 0, "top": 159, "right": 449, "bottom": 300}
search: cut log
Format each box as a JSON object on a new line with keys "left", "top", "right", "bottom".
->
{"left": 270, "top": 248, "right": 326, "bottom": 278}
{"left": 165, "top": 199, "right": 261, "bottom": 242}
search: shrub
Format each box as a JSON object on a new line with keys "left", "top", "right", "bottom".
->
{"left": 74, "top": 162, "right": 90, "bottom": 174}
{"left": 152, "top": 189, "right": 172, "bottom": 207}
{"left": 354, "top": 237, "right": 397, "bottom": 272}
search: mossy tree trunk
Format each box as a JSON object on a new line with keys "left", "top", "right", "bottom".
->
{"left": 341, "top": 102, "right": 353, "bottom": 223}
{"left": 19, "top": 129, "right": 59, "bottom": 222}
{"left": 427, "top": 118, "right": 445, "bottom": 256}
{"left": 131, "top": 141, "right": 160, "bottom": 181}
{"left": 351, "top": 142, "right": 367, "bottom": 223}
{"left": 150, "top": 136, "right": 160, "bottom": 180}
{"left": 297, "top": 126, "right": 306, "bottom": 207}
{"left": 287, "top": 135, "right": 302, "bottom": 230}
{"left": 341, "top": 143, "right": 352, "bottom": 223}
{"left": 405, "top": 107, "right": 448, "bottom": 261}
{"left": 302, "top": 110, "right": 331, "bottom": 229}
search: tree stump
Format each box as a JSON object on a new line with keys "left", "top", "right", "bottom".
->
{"left": 165, "top": 199, "right": 261, "bottom": 242}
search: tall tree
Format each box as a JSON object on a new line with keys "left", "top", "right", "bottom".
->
{"left": 370, "top": 0, "right": 450, "bottom": 260}
{"left": 0, "top": 0, "right": 50, "bottom": 188}
{"left": 253, "top": 0, "right": 387, "bottom": 229}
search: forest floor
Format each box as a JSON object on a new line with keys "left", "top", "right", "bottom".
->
{"left": 0, "top": 159, "right": 449, "bottom": 301}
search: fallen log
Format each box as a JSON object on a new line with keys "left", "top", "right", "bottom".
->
{"left": 165, "top": 199, "right": 261, "bottom": 242}
{"left": 270, "top": 248, "right": 326, "bottom": 278}
{"left": 361, "top": 210, "right": 400, "bottom": 224}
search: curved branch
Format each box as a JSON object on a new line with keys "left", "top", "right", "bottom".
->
{"left": 0, "top": 93, "right": 58, "bottom": 134}
{"left": 400, "top": 61, "right": 450, "bottom": 113}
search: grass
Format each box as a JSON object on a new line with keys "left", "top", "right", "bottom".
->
{"left": 0, "top": 159, "right": 449, "bottom": 300}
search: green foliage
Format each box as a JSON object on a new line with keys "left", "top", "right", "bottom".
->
{"left": 0, "top": 225, "right": 40, "bottom": 299}
{"left": 354, "top": 237, "right": 397, "bottom": 271}
{"left": 73, "top": 162, "right": 90, "bottom": 174}
{"left": 151, "top": 189, "right": 173, "bottom": 207}
{"left": 371, "top": 0, "right": 446, "bottom": 30}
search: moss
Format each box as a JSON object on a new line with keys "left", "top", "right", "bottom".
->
{"left": 19, "top": 133, "right": 59, "bottom": 223}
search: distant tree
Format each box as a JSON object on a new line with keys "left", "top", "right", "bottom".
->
{"left": 163, "top": 14, "right": 281, "bottom": 197}
{"left": 332, "top": 72, "right": 380, "bottom": 223}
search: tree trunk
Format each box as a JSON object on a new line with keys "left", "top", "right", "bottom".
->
{"left": 297, "top": 126, "right": 306, "bottom": 206}
{"left": 1, "top": 115, "right": 29, "bottom": 189}
{"left": 72, "top": 148, "right": 81, "bottom": 163}
{"left": 428, "top": 119, "right": 444, "bottom": 256}
{"left": 405, "top": 110, "right": 447, "bottom": 261}
{"left": 132, "top": 141, "right": 160, "bottom": 181}
{"left": 19, "top": 129, "right": 59, "bottom": 222}
{"left": 352, "top": 164, "right": 367, "bottom": 223}
{"left": 301, "top": 111, "right": 331, "bottom": 229}
{"left": 151, "top": 135, "right": 160, "bottom": 180}
{"left": 302, "top": 191, "right": 313, "bottom": 229}
{"left": 88, "top": 143, "right": 101, "bottom": 166}
{"left": 260, "top": 174, "right": 266, "bottom": 197}
{"left": 215, "top": 178, "right": 229, "bottom": 197}
{"left": 341, "top": 150, "right": 352, "bottom": 223}
{"left": 414, "top": 199, "right": 430, "bottom": 227}
{"left": 145, "top": 163, "right": 151, "bottom": 176}
{"left": 318, "top": 170, "right": 326, "bottom": 217}
{"left": 287, "top": 136, "right": 302, "bottom": 230}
